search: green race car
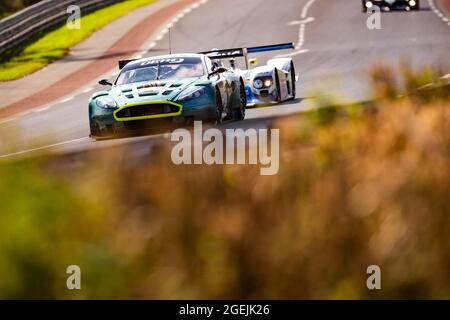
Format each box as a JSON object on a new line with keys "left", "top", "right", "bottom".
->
{"left": 89, "top": 53, "right": 247, "bottom": 138}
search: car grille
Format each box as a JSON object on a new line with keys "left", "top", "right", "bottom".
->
{"left": 259, "top": 90, "right": 269, "bottom": 98}
{"left": 115, "top": 103, "right": 181, "bottom": 120}
{"left": 123, "top": 118, "right": 175, "bottom": 132}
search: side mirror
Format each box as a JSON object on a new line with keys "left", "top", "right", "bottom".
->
{"left": 208, "top": 67, "right": 228, "bottom": 79}
{"left": 99, "top": 79, "right": 112, "bottom": 86}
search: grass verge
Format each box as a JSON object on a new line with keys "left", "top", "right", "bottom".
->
{"left": 0, "top": 0, "right": 156, "bottom": 82}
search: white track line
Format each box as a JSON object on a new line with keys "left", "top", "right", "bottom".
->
{"left": 59, "top": 96, "right": 74, "bottom": 104}
{"left": 301, "top": 0, "right": 317, "bottom": 18}
{"left": 0, "top": 138, "right": 87, "bottom": 159}
{"left": 0, "top": 117, "right": 17, "bottom": 125}
{"left": 277, "top": 0, "right": 317, "bottom": 57}
{"left": 0, "top": 108, "right": 42, "bottom": 124}
{"left": 34, "top": 105, "right": 52, "bottom": 113}
{"left": 149, "top": 0, "right": 210, "bottom": 50}
{"left": 81, "top": 86, "right": 94, "bottom": 94}
{"left": 428, "top": 0, "right": 450, "bottom": 26}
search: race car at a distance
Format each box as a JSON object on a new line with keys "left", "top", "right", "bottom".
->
{"left": 362, "top": 0, "right": 420, "bottom": 12}
{"left": 89, "top": 54, "right": 246, "bottom": 138}
{"left": 201, "top": 43, "right": 297, "bottom": 107}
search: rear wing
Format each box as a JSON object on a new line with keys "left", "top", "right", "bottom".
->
{"left": 117, "top": 43, "right": 294, "bottom": 70}
{"left": 199, "top": 43, "right": 294, "bottom": 68}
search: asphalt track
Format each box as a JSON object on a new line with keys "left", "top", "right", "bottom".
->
{"left": 0, "top": 0, "right": 449, "bottom": 158}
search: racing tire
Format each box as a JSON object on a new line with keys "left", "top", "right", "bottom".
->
{"left": 274, "top": 69, "right": 282, "bottom": 103}
{"left": 289, "top": 62, "right": 296, "bottom": 100}
{"left": 215, "top": 89, "right": 224, "bottom": 125}
{"left": 233, "top": 81, "right": 246, "bottom": 121}
{"left": 90, "top": 121, "right": 101, "bottom": 139}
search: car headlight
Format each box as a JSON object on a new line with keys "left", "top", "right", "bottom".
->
{"left": 254, "top": 79, "right": 263, "bottom": 89}
{"left": 96, "top": 96, "right": 117, "bottom": 109}
{"left": 264, "top": 79, "right": 272, "bottom": 87}
{"left": 177, "top": 87, "right": 206, "bottom": 102}
{"left": 254, "top": 78, "right": 273, "bottom": 89}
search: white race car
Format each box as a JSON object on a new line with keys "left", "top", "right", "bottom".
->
{"left": 200, "top": 43, "right": 297, "bottom": 106}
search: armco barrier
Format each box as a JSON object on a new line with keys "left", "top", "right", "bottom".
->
{"left": 0, "top": 0, "right": 124, "bottom": 55}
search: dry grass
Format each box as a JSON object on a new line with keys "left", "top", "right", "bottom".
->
{"left": 0, "top": 66, "right": 449, "bottom": 299}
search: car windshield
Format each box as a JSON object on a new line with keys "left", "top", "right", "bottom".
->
{"left": 116, "top": 57, "right": 204, "bottom": 85}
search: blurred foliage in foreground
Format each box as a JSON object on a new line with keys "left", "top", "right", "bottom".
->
{"left": 0, "top": 0, "right": 41, "bottom": 18}
{"left": 0, "top": 66, "right": 449, "bottom": 299}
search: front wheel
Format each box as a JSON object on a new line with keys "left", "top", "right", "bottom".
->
{"left": 215, "top": 89, "right": 224, "bottom": 124}
{"left": 233, "top": 81, "right": 246, "bottom": 121}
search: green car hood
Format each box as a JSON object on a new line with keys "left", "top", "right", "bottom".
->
{"left": 108, "top": 77, "right": 208, "bottom": 106}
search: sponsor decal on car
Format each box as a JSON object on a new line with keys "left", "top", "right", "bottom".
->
{"left": 140, "top": 58, "right": 186, "bottom": 66}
